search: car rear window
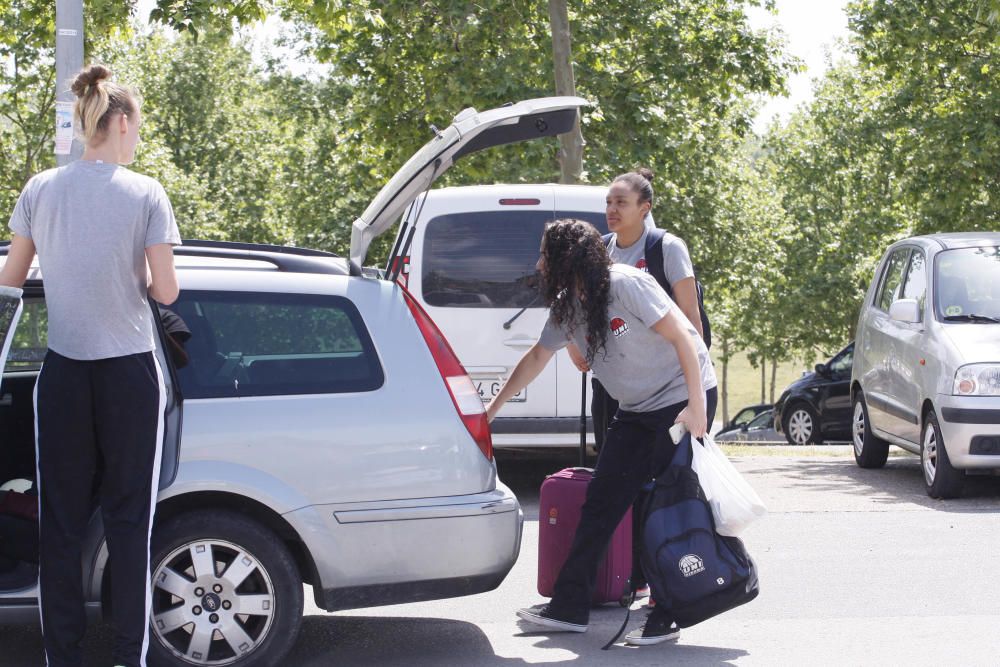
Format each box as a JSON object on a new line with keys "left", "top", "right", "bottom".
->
{"left": 169, "top": 291, "right": 383, "bottom": 399}
{"left": 421, "top": 210, "right": 608, "bottom": 309}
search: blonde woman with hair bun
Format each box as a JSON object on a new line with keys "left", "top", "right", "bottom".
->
{"left": 0, "top": 63, "right": 180, "bottom": 667}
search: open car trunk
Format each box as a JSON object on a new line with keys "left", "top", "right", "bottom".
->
{"left": 0, "top": 285, "right": 184, "bottom": 594}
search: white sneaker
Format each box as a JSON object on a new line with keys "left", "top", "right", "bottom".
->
{"left": 624, "top": 615, "right": 680, "bottom": 646}
{"left": 516, "top": 604, "right": 588, "bottom": 633}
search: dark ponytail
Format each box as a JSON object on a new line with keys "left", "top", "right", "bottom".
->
{"left": 612, "top": 168, "right": 654, "bottom": 205}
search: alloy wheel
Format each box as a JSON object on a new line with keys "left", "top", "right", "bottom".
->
{"left": 787, "top": 408, "right": 814, "bottom": 445}
{"left": 852, "top": 401, "right": 866, "bottom": 456}
{"left": 922, "top": 422, "right": 938, "bottom": 485}
{"left": 151, "top": 539, "right": 276, "bottom": 666}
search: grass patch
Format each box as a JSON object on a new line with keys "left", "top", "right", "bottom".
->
{"left": 717, "top": 443, "right": 910, "bottom": 458}
{"left": 718, "top": 443, "right": 853, "bottom": 457}
{"left": 716, "top": 350, "right": 813, "bottom": 419}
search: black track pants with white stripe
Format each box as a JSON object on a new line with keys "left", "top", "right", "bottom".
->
{"left": 35, "top": 349, "right": 164, "bottom": 667}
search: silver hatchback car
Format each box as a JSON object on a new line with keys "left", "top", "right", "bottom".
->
{"left": 0, "top": 96, "right": 588, "bottom": 666}
{"left": 851, "top": 233, "right": 1000, "bottom": 498}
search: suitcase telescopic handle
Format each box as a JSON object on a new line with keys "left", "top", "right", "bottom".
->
{"left": 579, "top": 371, "right": 588, "bottom": 467}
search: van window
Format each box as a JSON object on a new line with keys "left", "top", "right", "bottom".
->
{"left": 422, "top": 211, "right": 554, "bottom": 308}
{"left": 422, "top": 210, "right": 610, "bottom": 309}
{"left": 555, "top": 210, "right": 609, "bottom": 235}
{"left": 171, "top": 292, "right": 383, "bottom": 399}
{"left": 3, "top": 297, "right": 47, "bottom": 372}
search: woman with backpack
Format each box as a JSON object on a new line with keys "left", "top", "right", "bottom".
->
{"left": 579, "top": 168, "right": 712, "bottom": 451}
{"left": 486, "top": 219, "right": 717, "bottom": 645}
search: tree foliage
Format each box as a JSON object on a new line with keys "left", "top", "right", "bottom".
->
{"left": 754, "top": 0, "right": 1000, "bottom": 363}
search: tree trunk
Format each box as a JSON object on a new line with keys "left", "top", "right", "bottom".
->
{"left": 721, "top": 338, "right": 729, "bottom": 425}
{"left": 760, "top": 358, "right": 766, "bottom": 404}
{"left": 548, "top": 0, "right": 584, "bottom": 183}
{"left": 769, "top": 358, "right": 778, "bottom": 404}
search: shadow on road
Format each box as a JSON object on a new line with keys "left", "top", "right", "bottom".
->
{"left": 0, "top": 622, "right": 114, "bottom": 667}
{"left": 288, "top": 613, "right": 750, "bottom": 666}
{"left": 744, "top": 456, "right": 1000, "bottom": 511}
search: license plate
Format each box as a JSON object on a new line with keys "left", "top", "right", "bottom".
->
{"left": 475, "top": 378, "right": 526, "bottom": 403}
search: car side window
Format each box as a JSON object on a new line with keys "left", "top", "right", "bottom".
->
{"left": 732, "top": 408, "right": 756, "bottom": 427}
{"left": 829, "top": 347, "right": 853, "bottom": 376}
{"left": 3, "top": 297, "right": 47, "bottom": 373}
{"left": 747, "top": 411, "right": 773, "bottom": 429}
{"left": 899, "top": 249, "right": 927, "bottom": 318}
{"left": 875, "top": 249, "right": 911, "bottom": 312}
{"left": 170, "top": 291, "right": 383, "bottom": 399}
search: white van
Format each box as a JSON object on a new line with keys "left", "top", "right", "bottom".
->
{"left": 385, "top": 184, "right": 610, "bottom": 447}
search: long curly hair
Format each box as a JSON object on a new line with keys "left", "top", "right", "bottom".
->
{"left": 540, "top": 219, "right": 612, "bottom": 364}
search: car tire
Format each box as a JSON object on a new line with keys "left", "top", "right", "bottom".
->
{"left": 782, "top": 403, "right": 821, "bottom": 445}
{"left": 852, "top": 393, "right": 889, "bottom": 468}
{"left": 921, "top": 410, "right": 964, "bottom": 499}
{"left": 147, "top": 510, "right": 304, "bottom": 667}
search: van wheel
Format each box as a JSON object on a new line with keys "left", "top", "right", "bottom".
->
{"left": 147, "top": 511, "right": 303, "bottom": 667}
{"left": 783, "top": 403, "right": 820, "bottom": 445}
{"left": 852, "top": 393, "right": 888, "bottom": 468}
{"left": 922, "top": 411, "right": 964, "bottom": 499}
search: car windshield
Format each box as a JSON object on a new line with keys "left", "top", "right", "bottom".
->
{"left": 935, "top": 246, "right": 1000, "bottom": 322}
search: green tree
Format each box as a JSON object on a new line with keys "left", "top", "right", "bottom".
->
{"left": 1, "top": 0, "right": 134, "bottom": 215}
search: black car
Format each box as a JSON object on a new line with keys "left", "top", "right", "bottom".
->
{"left": 774, "top": 342, "right": 854, "bottom": 445}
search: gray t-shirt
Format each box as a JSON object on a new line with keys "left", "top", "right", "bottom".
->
{"left": 8, "top": 161, "right": 181, "bottom": 360}
{"left": 539, "top": 265, "right": 716, "bottom": 412}
{"left": 607, "top": 227, "right": 694, "bottom": 289}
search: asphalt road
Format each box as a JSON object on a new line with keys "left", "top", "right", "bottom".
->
{"left": 3, "top": 447, "right": 1000, "bottom": 666}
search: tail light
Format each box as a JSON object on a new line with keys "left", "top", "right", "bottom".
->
{"left": 400, "top": 286, "right": 493, "bottom": 461}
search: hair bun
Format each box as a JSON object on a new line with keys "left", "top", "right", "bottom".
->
{"left": 636, "top": 167, "right": 654, "bottom": 183}
{"left": 71, "top": 64, "right": 113, "bottom": 98}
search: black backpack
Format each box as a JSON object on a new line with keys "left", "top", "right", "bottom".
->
{"left": 640, "top": 433, "right": 759, "bottom": 627}
{"left": 603, "top": 228, "right": 712, "bottom": 348}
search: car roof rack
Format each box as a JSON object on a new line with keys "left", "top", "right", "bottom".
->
{"left": 0, "top": 239, "right": 364, "bottom": 277}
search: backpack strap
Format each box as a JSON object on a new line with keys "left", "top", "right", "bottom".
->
{"left": 602, "top": 232, "right": 613, "bottom": 248}
{"left": 643, "top": 227, "right": 672, "bottom": 299}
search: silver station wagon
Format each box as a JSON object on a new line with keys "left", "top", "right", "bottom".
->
{"left": 851, "top": 233, "right": 1000, "bottom": 498}
{"left": 0, "top": 97, "right": 588, "bottom": 666}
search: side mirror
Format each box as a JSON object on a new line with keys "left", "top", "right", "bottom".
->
{"left": 889, "top": 298, "right": 921, "bottom": 324}
{"left": 814, "top": 363, "right": 828, "bottom": 376}
{"left": 740, "top": 423, "right": 750, "bottom": 432}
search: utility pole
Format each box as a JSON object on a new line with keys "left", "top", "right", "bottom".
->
{"left": 55, "top": 0, "right": 84, "bottom": 165}
{"left": 548, "top": 0, "right": 584, "bottom": 184}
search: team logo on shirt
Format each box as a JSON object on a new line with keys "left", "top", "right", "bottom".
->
{"left": 610, "top": 317, "right": 630, "bottom": 338}
{"left": 635, "top": 258, "right": 648, "bottom": 271}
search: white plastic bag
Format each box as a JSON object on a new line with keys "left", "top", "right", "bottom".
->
{"left": 672, "top": 423, "right": 767, "bottom": 536}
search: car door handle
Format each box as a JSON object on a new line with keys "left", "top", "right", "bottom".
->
{"left": 503, "top": 336, "right": 537, "bottom": 349}
{"left": 0, "top": 393, "right": 10, "bottom": 407}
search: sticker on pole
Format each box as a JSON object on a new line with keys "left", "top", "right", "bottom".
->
{"left": 55, "top": 101, "right": 73, "bottom": 155}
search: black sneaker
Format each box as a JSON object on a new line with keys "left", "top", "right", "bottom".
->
{"left": 516, "top": 604, "right": 588, "bottom": 633}
{"left": 624, "top": 613, "right": 680, "bottom": 645}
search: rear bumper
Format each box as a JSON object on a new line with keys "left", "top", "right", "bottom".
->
{"left": 286, "top": 482, "right": 523, "bottom": 611}
{"left": 936, "top": 395, "right": 1000, "bottom": 469}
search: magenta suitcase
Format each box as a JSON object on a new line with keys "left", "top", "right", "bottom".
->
{"left": 537, "top": 467, "right": 633, "bottom": 605}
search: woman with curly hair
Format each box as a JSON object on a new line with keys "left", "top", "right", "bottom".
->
{"left": 486, "top": 219, "right": 716, "bottom": 646}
